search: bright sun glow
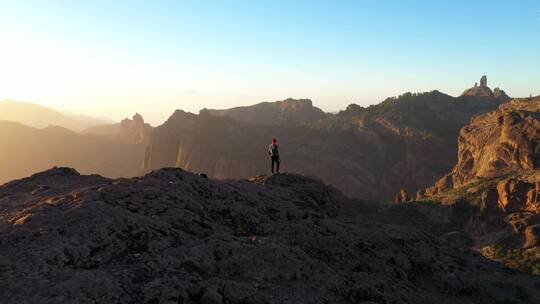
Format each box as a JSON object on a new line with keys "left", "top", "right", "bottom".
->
{"left": 1, "top": 1, "right": 539, "bottom": 125}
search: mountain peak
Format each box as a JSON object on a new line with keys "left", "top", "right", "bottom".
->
{"left": 206, "top": 98, "right": 326, "bottom": 126}
{"left": 279, "top": 97, "right": 313, "bottom": 107}
{"left": 461, "top": 76, "right": 510, "bottom": 100}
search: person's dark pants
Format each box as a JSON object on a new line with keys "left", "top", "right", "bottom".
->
{"left": 271, "top": 156, "right": 280, "bottom": 174}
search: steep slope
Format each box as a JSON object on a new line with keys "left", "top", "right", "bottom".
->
{"left": 424, "top": 96, "right": 540, "bottom": 197}
{"left": 414, "top": 96, "right": 540, "bottom": 274}
{"left": 207, "top": 98, "right": 327, "bottom": 126}
{"left": 0, "top": 121, "right": 145, "bottom": 184}
{"left": 145, "top": 80, "right": 510, "bottom": 201}
{"left": 1, "top": 167, "right": 539, "bottom": 303}
{"left": 0, "top": 99, "right": 109, "bottom": 131}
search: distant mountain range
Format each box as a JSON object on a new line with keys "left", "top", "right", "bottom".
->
{"left": 144, "top": 76, "right": 511, "bottom": 201}
{"left": 0, "top": 121, "right": 146, "bottom": 184}
{"left": 0, "top": 99, "right": 111, "bottom": 132}
{"left": 0, "top": 76, "right": 516, "bottom": 201}
{"left": 0, "top": 108, "right": 152, "bottom": 184}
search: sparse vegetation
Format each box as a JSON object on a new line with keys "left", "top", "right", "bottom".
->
{"left": 487, "top": 244, "right": 540, "bottom": 275}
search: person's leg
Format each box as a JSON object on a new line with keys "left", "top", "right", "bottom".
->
{"left": 276, "top": 158, "right": 280, "bottom": 174}
{"left": 271, "top": 158, "right": 275, "bottom": 174}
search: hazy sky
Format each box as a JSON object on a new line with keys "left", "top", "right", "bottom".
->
{"left": 1, "top": 0, "right": 539, "bottom": 125}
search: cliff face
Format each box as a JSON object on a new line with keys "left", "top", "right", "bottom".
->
{"left": 414, "top": 97, "right": 540, "bottom": 273}
{"left": 2, "top": 167, "right": 539, "bottom": 303}
{"left": 425, "top": 97, "right": 540, "bottom": 196}
{"left": 145, "top": 90, "right": 510, "bottom": 201}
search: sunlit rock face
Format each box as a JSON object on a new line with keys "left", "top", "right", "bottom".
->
{"left": 418, "top": 96, "right": 540, "bottom": 260}
{"left": 424, "top": 96, "right": 540, "bottom": 197}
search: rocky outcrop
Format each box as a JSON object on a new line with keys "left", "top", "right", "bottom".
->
{"left": 480, "top": 75, "right": 488, "bottom": 88}
{"left": 416, "top": 97, "right": 540, "bottom": 264}
{"left": 83, "top": 113, "right": 153, "bottom": 144}
{"left": 474, "top": 177, "right": 540, "bottom": 248}
{"left": 145, "top": 84, "right": 510, "bottom": 201}
{"left": 118, "top": 113, "right": 153, "bottom": 144}
{"left": 496, "top": 179, "right": 540, "bottom": 213}
{"left": 1, "top": 167, "right": 539, "bottom": 303}
{"left": 394, "top": 188, "right": 411, "bottom": 203}
{"left": 462, "top": 76, "right": 510, "bottom": 100}
{"left": 424, "top": 97, "right": 540, "bottom": 197}
{"left": 524, "top": 224, "right": 540, "bottom": 248}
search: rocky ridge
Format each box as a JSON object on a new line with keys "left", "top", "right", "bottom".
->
{"left": 206, "top": 98, "right": 327, "bottom": 126}
{"left": 1, "top": 167, "right": 539, "bottom": 303}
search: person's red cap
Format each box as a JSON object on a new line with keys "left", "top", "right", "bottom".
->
{"left": 272, "top": 138, "right": 277, "bottom": 144}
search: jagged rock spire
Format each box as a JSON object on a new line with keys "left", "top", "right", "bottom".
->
{"left": 480, "top": 75, "right": 487, "bottom": 88}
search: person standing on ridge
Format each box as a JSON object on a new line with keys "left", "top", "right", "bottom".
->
{"left": 268, "top": 138, "right": 280, "bottom": 175}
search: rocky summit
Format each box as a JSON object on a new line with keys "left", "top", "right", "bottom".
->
{"left": 462, "top": 76, "right": 510, "bottom": 99}
{"left": 1, "top": 167, "right": 539, "bottom": 303}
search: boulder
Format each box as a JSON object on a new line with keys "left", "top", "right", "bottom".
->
{"left": 524, "top": 224, "right": 540, "bottom": 248}
{"left": 497, "top": 179, "right": 540, "bottom": 213}
{"left": 394, "top": 188, "right": 411, "bottom": 203}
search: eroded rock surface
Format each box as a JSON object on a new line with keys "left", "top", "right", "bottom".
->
{"left": 1, "top": 167, "right": 539, "bottom": 303}
{"left": 394, "top": 188, "right": 411, "bottom": 203}
{"left": 425, "top": 96, "right": 540, "bottom": 197}
{"left": 417, "top": 97, "right": 540, "bottom": 271}
{"left": 496, "top": 179, "right": 540, "bottom": 213}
